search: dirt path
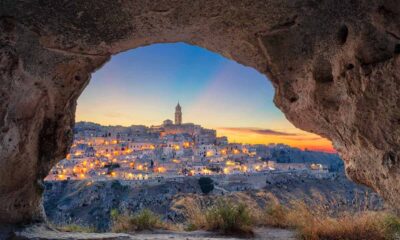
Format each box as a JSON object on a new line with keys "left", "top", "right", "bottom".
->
{"left": 130, "top": 228, "right": 296, "bottom": 239}
{"left": 15, "top": 225, "right": 297, "bottom": 240}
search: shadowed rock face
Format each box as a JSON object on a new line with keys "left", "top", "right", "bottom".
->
{"left": 0, "top": 0, "right": 399, "bottom": 224}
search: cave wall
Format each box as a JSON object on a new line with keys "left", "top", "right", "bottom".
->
{"left": 0, "top": 0, "right": 399, "bottom": 224}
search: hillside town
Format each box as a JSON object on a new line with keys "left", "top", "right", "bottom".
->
{"left": 45, "top": 103, "right": 332, "bottom": 182}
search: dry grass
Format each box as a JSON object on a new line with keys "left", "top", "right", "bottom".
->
{"left": 263, "top": 200, "right": 400, "bottom": 240}
{"left": 111, "top": 208, "right": 169, "bottom": 233}
{"left": 172, "top": 195, "right": 208, "bottom": 231}
{"left": 264, "top": 202, "right": 291, "bottom": 228}
{"left": 55, "top": 192, "right": 400, "bottom": 239}
{"left": 175, "top": 195, "right": 256, "bottom": 235}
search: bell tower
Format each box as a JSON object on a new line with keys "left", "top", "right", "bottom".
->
{"left": 175, "top": 102, "right": 182, "bottom": 125}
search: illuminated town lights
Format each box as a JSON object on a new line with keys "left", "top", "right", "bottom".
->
{"left": 223, "top": 168, "right": 230, "bottom": 174}
{"left": 172, "top": 159, "right": 180, "bottom": 164}
{"left": 206, "top": 151, "right": 213, "bottom": 157}
{"left": 155, "top": 167, "right": 167, "bottom": 173}
{"left": 57, "top": 174, "right": 66, "bottom": 180}
{"left": 75, "top": 151, "right": 82, "bottom": 156}
{"left": 125, "top": 148, "right": 133, "bottom": 154}
{"left": 137, "top": 164, "right": 144, "bottom": 171}
{"left": 201, "top": 168, "right": 212, "bottom": 175}
{"left": 226, "top": 160, "right": 236, "bottom": 166}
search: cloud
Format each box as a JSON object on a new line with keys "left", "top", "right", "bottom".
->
{"left": 285, "top": 136, "right": 325, "bottom": 141}
{"left": 218, "top": 127, "right": 299, "bottom": 136}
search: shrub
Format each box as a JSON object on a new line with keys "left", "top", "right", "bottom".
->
{"left": 111, "top": 208, "right": 165, "bottom": 232}
{"left": 383, "top": 214, "right": 400, "bottom": 240}
{"left": 264, "top": 203, "right": 291, "bottom": 228}
{"left": 198, "top": 177, "right": 214, "bottom": 194}
{"left": 205, "top": 199, "right": 254, "bottom": 236}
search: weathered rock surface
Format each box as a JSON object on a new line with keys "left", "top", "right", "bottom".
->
{"left": 0, "top": 0, "right": 400, "bottom": 225}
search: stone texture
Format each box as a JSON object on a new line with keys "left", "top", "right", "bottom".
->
{"left": 0, "top": 0, "right": 399, "bottom": 225}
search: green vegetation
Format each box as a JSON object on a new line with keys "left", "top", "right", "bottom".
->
{"left": 205, "top": 199, "right": 254, "bottom": 236}
{"left": 198, "top": 177, "right": 214, "bottom": 194}
{"left": 111, "top": 208, "right": 166, "bottom": 232}
{"left": 57, "top": 224, "right": 97, "bottom": 233}
{"left": 175, "top": 196, "right": 256, "bottom": 235}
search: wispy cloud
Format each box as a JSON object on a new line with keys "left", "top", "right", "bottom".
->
{"left": 218, "top": 127, "right": 299, "bottom": 136}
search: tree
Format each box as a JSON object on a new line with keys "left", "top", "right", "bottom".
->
{"left": 198, "top": 177, "right": 214, "bottom": 194}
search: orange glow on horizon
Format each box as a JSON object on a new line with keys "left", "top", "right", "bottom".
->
{"left": 217, "top": 128, "right": 336, "bottom": 153}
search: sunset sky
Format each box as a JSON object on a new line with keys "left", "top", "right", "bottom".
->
{"left": 76, "top": 43, "right": 334, "bottom": 152}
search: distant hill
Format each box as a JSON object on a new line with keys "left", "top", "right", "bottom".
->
{"left": 270, "top": 147, "right": 344, "bottom": 172}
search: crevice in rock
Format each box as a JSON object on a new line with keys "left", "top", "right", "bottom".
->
{"left": 313, "top": 58, "right": 333, "bottom": 84}
{"left": 337, "top": 25, "right": 348, "bottom": 45}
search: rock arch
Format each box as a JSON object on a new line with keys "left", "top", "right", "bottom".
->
{"left": 1, "top": 0, "right": 400, "bottom": 224}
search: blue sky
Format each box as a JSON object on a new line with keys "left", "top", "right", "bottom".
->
{"left": 76, "top": 43, "right": 333, "bottom": 151}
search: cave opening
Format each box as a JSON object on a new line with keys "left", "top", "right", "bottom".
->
{"left": 41, "top": 43, "right": 384, "bottom": 233}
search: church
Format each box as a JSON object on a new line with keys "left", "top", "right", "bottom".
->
{"left": 154, "top": 103, "right": 217, "bottom": 145}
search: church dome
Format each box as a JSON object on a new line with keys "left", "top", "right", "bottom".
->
{"left": 163, "top": 119, "right": 173, "bottom": 126}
